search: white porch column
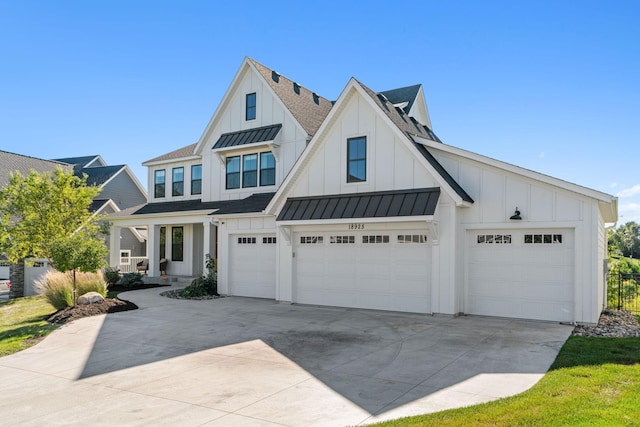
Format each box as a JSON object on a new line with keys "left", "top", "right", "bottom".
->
{"left": 109, "top": 225, "right": 122, "bottom": 269}
{"left": 203, "top": 220, "right": 211, "bottom": 272}
{"left": 148, "top": 225, "right": 160, "bottom": 277}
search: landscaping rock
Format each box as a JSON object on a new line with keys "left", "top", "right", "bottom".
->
{"left": 572, "top": 310, "right": 640, "bottom": 337}
{"left": 77, "top": 292, "right": 105, "bottom": 305}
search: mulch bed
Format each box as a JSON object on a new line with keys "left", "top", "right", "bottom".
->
{"left": 46, "top": 283, "right": 169, "bottom": 325}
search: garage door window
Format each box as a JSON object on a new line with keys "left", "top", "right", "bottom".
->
{"left": 363, "top": 235, "right": 389, "bottom": 244}
{"left": 398, "top": 234, "right": 428, "bottom": 243}
{"left": 477, "top": 234, "right": 512, "bottom": 244}
{"left": 263, "top": 237, "right": 277, "bottom": 244}
{"left": 330, "top": 235, "right": 355, "bottom": 244}
{"left": 238, "top": 237, "right": 257, "bottom": 244}
{"left": 300, "top": 236, "right": 323, "bottom": 244}
{"left": 524, "top": 234, "right": 562, "bottom": 244}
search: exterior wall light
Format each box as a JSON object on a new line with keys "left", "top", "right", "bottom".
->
{"left": 510, "top": 207, "right": 522, "bottom": 220}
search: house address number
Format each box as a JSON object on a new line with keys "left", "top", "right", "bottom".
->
{"left": 348, "top": 223, "right": 365, "bottom": 230}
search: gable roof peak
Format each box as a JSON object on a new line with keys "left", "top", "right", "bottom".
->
{"left": 247, "top": 58, "right": 333, "bottom": 137}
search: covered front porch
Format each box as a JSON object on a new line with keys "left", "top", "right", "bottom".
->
{"left": 109, "top": 213, "right": 218, "bottom": 278}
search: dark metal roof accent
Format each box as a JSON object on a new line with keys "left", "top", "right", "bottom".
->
{"left": 277, "top": 188, "right": 440, "bottom": 222}
{"left": 132, "top": 193, "right": 276, "bottom": 216}
{"left": 213, "top": 124, "right": 282, "bottom": 150}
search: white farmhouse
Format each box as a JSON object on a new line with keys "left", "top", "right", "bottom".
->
{"left": 108, "top": 57, "right": 617, "bottom": 324}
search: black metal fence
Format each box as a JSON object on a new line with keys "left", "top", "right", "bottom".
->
{"left": 608, "top": 273, "right": 640, "bottom": 313}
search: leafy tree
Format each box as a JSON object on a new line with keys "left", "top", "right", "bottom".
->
{"left": 49, "top": 230, "right": 108, "bottom": 305}
{"left": 0, "top": 168, "right": 101, "bottom": 262}
{"left": 608, "top": 222, "right": 640, "bottom": 259}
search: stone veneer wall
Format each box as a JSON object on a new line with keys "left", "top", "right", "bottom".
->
{"left": 9, "top": 259, "right": 24, "bottom": 298}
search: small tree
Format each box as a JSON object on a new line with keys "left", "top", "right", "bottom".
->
{"left": 49, "top": 231, "right": 108, "bottom": 306}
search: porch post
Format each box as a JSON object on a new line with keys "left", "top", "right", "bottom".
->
{"left": 109, "top": 225, "right": 121, "bottom": 269}
{"left": 148, "top": 225, "right": 160, "bottom": 277}
{"left": 203, "top": 220, "right": 211, "bottom": 272}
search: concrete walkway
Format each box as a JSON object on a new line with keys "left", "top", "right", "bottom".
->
{"left": 0, "top": 287, "right": 572, "bottom": 426}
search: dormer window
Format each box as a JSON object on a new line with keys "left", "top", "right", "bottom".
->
{"left": 246, "top": 93, "right": 256, "bottom": 120}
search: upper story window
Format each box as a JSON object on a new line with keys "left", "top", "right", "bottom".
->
{"left": 347, "top": 136, "right": 366, "bottom": 183}
{"left": 246, "top": 93, "right": 256, "bottom": 121}
{"left": 191, "top": 164, "right": 202, "bottom": 195}
{"left": 226, "top": 156, "right": 241, "bottom": 189}
{"left": 226, "top": 151, "right": 276, "bottom": 190}
{"left": 172, "top": 167, "right": 184, "bottom": 197}
{"left": 260, "top": 152, "right": 275, "bottom": 186}
{"left": 243, "top": 154, "right": 258, "bottom": 188}
{"left": 154, "top": 170, "right": 165, "bottom": 198}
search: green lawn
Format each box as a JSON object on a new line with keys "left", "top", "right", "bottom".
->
{"left": 0, "top": 296, "right": 59, "bottom": 357}
{"left": 371, "top": 336, "right": 640, "bottom": 426}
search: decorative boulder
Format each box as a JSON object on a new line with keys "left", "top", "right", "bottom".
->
{"left": 78, "top": 291, "right": 105, "bottom": 305}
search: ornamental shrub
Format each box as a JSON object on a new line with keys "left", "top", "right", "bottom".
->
{"left": 36, "top": 270, "right": 107, "bottom": 309}
{"left": 118, "top": 272, "right": 144, "bottom": 287}
{"left": 104, "top": 267, "right": 121, "bottom": 288}
{"left": 179, "top": 254, "right": 218, "bottom": 298}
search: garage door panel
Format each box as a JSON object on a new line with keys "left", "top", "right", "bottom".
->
{"left": 467, "top": 229, "right": 574, "bottom": 322}
{"left": 294, "top": 230, "right": 431, "bottom": 313}
{"left": 229, "top": 235, "right": 276, "bottom": 299}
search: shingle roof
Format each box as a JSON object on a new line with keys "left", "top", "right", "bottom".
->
{"left": 379, "top": 84, "right": 421, "bottom": 114}
{"left": 131, "top": 192, "right": 275, "bottom": 216}
{"left": 0, "top": 150, "right": 72, "bottom": 188}
{"left": 144, "top": 143, "right": 198, "bottom": 164}
{"left": 213, "top": 124, "right": 282, "bottom": 150}
{"left": 357, "top": 81, "right": 474, "bottom": 204}
{"left": 277, "top": 188, "right": 440, "bottom": 222}
{"left": 249, "top": 58, "right": 333, "bottom": 137}
{"left": 79, "top": 165, "right": 125, "bottom": 187}
{"left": 89, "top": 198, "right": 112, "bottom": 213}
{"left": 52, "top": 155, "right": 100, "bottom": 172}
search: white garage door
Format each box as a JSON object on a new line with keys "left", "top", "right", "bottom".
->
{"left": 467, "top": 229, "right": 574, "bottom": 322}
{"left": 294, "top": 230, "right": 432, "bottom": 313}
{"left": 229, "top": 234, "right": 276, "bottom": 298}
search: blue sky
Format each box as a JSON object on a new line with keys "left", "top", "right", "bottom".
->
{"left": 1, "top": 1, "right": 638, "bottom": 223}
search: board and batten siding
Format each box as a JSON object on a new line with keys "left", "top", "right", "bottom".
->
{"left": 288, "top": 92, "right": 437, "bottom": 198}
{"left": 199, "top": 67, "right": 309, "bottom": 202}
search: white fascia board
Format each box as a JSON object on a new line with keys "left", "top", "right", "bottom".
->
{"left": 276, "top": 215, "right": 435, "bottom": 227}
{"left": 211, "top": 212, "right": 275, "bottom": 219}
{"left": 92, "top": 199, "right": 119, "bottom": 217}
{"left": 142, "top": 155, "right": 201, "bottom": 167}
{"left": 193, "top": 58, "right": 308, "bottom": 156}
{"left": 414, "top": 135, "right": 617, "bottom": 205}
{"left": 108, "top": 209, "right": 214, "bottom": 225}
{"left": 411, "top": 85, "right": 432, "bottom": 129}
{"left": 212, "top": 140, "right": 278, "bottom": 155}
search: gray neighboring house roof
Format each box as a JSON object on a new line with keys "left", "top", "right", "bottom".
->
{"left": 89, "top": 198, "right": 112, "bottom": 213}
{"left": 144, "top": 143, "right": 198, "bottom": 164}
{"left": 277, "top": 188, "right": 440, "bottom": 222}
{"left": 213, "top": 124, "right": 282, "bottom": 150}
{"left": 0, "top": 150, "right": 72, "bottom": 188}
{"left": 379, "top": 84, "right": 421, "bottom": 115}
{"left": 79, "top": 165, "right": 126, "bottom": 187}
{"left": 52, "top": 155, "right": 101, "bottom": 172}
{"left": 250, "top": 58, "right": 333, "bottom": 137}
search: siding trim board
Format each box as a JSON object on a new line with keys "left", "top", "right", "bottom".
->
{"left": 276, "top": 188, "right": 440, "bottom": 222}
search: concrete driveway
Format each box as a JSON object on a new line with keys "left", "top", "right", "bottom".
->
{"left": 0, "top": 287, "right": 572, "bottom": 426}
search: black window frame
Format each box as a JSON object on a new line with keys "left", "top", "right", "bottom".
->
{"left": 191, "top": 164, "right": 202, "bottom": 195}
{"left": 154, "top": 169, "right": 166, "bottom": 198}
{"left": 226, "top": 156, "right": 241, "bottom": 189}
{"left": 172, "top": 167, "right": 184, "bottom": 197}
{"left": 246, "top": 92, "right": 256, "bottom": 121}
{"left": 242, "top": 154, "right": 258, "bottom": 188}
{"left": 260, "top": 151, "right": 276, "bottom": 186}
{"left": 347, "top": 136, "right": 367, "bottom": 183}
{"left": 159, "top": 226, "right": 166, "bottom": 259}
{"left": 172, "top": 226, "right": 183, "bottom": 262}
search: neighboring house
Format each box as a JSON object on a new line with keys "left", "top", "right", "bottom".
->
{"left": 51, "top": 155, "right": 148, "bottom": 262}
{"left": 108, "top": 57, "right": 617, "bottom": 324}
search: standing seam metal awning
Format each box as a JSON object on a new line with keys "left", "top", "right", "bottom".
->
{"left": 213, "top": 124, "right": 282, "bottom": 149}
{"left": 276, "top": 188, "right": 440, "bottom": 221}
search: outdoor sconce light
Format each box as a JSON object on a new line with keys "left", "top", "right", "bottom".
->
{"left": 510, "top": 207, "right": 522, "bottom": 220}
